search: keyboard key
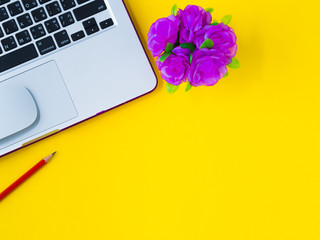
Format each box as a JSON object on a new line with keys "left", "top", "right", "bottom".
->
{"left": 71, "top": 30, "right": 84, "bottom": 41}
{"left": 0, "top": 27, "right": 3, "bottom": 38}
{"left": 36, "top": 35, "right": 56, "bottom": 55}
{"left": 2, "top": 19, "right": 18, "bottom": 34}
{"left": 15, "top": 30, "right": 31, "bottom": 45}
{"left": 7, "top": 1, "right": 23, "bottom": 17}
{"left": 60, "top": 0, "right": 75, "bottom": 10}
{"left": 54, "top": 29, "right": 70, "bottom": 47}
{"left": 39, "top": 0, "right": 51, "bottom": 4}
{"left": 76, "top": 0, "right": 88, "bottom": 4}
{"left": 100, "top": 18, "right": 113, "bottom": 29}
{"left": 17, "top": 13, "right": 33, "bottom": 28}
{"left": 73, "top": 0, "right": 107, "bottom": 21}
{"left": 84, "top": 24, "right": 99, "bottom": 35}
{"left": 1, "top": 36, "right": 17, "bottom": 51}
{"left": 46, "top": 1, "right": 61, "bottom": 16}
{"left": 82, "top": 17, "right": 96, "bottom": 28}
{"left": 0, "top": 0, "right": 10, "bottom": 5}
{"left": 82, "top": 17, "right": 99, "bottom": 35}
{"left": 58, "top": 11, "right": 74, "bottom": 27}
{"left": 0, "top": 44, "right": 38, "bottom": 73}
{"left": 0, "top": 7, "right": 9, "bottom": 22}
{"left": 44, "top": 17, "right": 60, "bottom": 33}
{"left": 30, "top": 23, "right": 46, "bottom": 39}
{"left": 22, "top": 0, "right": 38, "bottom": 10}
{"left": 31, "top": 7, "right": 47, "bottom": 22}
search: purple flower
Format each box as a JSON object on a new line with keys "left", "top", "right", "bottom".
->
{"left": 194, "top": 23, "right": 237, "bottom": 61}
{"left": 188, "top": 49, "right": 228, "bottom": 87}
{"left": 179, "top": 5, "right": 212, "bottom": 43}
{"left": 156, "top": 47, "right": 191, "bottom": 85}
{"left": 147, "top": 15, "right": 180, "bottom": 57}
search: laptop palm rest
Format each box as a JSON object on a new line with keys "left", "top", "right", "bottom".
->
{"left": 0, "top": 61, "right": 78, "bottom": 150}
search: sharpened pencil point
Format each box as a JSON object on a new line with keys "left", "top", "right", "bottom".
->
{"left": 44, "top": 152, "right": 56, "bottom": 162}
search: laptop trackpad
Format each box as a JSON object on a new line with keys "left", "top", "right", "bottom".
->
{"left": 0, "top": 61, "right": 78, "bottom": 150}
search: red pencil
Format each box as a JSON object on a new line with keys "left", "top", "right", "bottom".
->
{"left": 0, "top": 152, "right": 56, "bottom": 201}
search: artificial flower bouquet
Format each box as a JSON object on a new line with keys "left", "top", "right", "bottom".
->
{"left": 147, "top": 5, "right": 240, "bottom": 93}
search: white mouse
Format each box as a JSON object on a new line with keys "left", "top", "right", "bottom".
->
{"left": 0, "top": 85, "right": 38, "bottom": 140}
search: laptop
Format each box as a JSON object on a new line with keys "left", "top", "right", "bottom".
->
{"left": 0, "top": 0, "right": 157, "bottom": 156}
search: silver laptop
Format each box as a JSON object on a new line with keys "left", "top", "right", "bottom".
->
{"left": 0, "top": 0, "right": 157, "bottom": 156}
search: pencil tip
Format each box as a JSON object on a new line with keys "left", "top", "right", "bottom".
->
{"left": 44, "top": 152, "right": 57, "bottom": 162}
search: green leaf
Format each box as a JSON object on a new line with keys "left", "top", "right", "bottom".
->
{"left": 223, "top": 71, "right": 229, "bottom": 78}
{"left": 159, "top": 53, "right": 171, "bottom": 63}
{"left": 185, "top": 81, "right": 192, "bottom": 92}
{"left": 200, "top": 39, "right": 214, "bottom": 49}
{"left": 165, "top": 43, "right": 174, "bottom": 53}
{"left": 227, "top": 58, "right": 241, "bottom": 69}
{"left": 190, "top": 54, "right": 193, "bottom": 63}
{"left": 166, "top": 83, "right": 179, "bottom": 94}
{"left": 221, "top": 15, "right": 232, "bottom": 25}
{"left": 171, "top": 4, "right": 178, "bottom": 16}
{"left": 210, "top": 19, "right": 219, "bottom": 25}
{"left": 180, "top": 43, "right": 196, "bottom": 52}
{"left": 205, "top": 8, "right": 214, "bottom": 13}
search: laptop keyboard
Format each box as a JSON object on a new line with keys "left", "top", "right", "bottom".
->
{"left": 0, "top": 0, "right": 114, "bottom": 73}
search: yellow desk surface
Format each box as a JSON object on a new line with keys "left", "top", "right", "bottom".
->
{"left": 1, "top": 0, "right": 320, "bottom": 239}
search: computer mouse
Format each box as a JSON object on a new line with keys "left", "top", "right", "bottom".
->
{"left": 0, "top": 85, "right": 38, "bottom": 140}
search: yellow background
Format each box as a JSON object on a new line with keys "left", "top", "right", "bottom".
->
{"left": 1, "top": 0, "right": 320, "bottom": 239}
